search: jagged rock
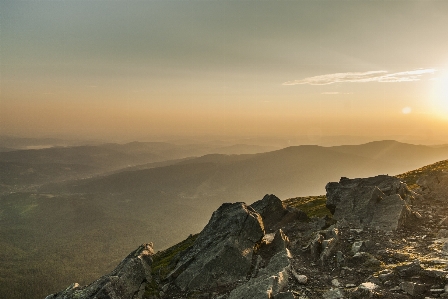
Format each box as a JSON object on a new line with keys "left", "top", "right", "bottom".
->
{"left": 228, "top": 229, "right": 292, "bottom": 299}
{"left": 310, "top": 233, "right": 325, "bottom": 259}
{"left": 45, "top": 243, "right": 154, "bottom": 299}
{"left": 378, "top": 269, "right": 394, "bottom": 282}
{"left": 251, "top": 194, "right": 308, "bottom": 231}
{"left": 168, "top": 202, "right": 265, "bottom": 291}
{"left": 320, "top": 238, "right": 337, "bottom": 265}
{"left": 351, "top": 241, "right": 365, "bottom": 255}
{"left": 417, "top": 173, "right": 448, "bottom": 200}
{"left": 347, "top": 252, "right": 381, "bottom": 270}
{"left": 422, "top": 268, "right": 448, "bottom": 278}
{"left": 394, "top": 260, "right": 423, "bottom": 277}
{"left": 326, "top": 175, "right": 416, "bottom": 231}
{"left": 400, "top": 281, "right": 427, "bottom": 296}
{"left": 308, "top": 227, "right": 339, "bottom": 265}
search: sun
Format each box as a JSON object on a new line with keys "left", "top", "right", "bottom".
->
{"left": 431, "top": 70, "right": 448, "bottom": 116}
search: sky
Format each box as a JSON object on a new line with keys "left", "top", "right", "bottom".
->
{"left": 1, "top": 0, "right": 448, "bottom": 144}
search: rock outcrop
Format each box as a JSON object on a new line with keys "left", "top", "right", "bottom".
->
{"left": 250, "top": 194, "right": 308, "bottom": 232}
{"left": 45, "top": 243, "right": 154, "bottom": 299}
{"left": 417, "top": 172, "right": 448, "bottom": 201}
{"left": 228, "top": 229, "right": 293, "bottom": 299}
{"left": 47, "top": 169, "right": 448, "bottom": 299}
{"left": 326, "top": 175, "right": 416, "bottom": 231}
{"left": 167, "top": 202, "right": 265, "bottom": 291}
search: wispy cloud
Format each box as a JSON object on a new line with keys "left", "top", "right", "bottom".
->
{"left": 283, "top": 69, "right": 436, "bottom": 86}
{"left": 321, "top": 92, "right": 354, "bottom": 95}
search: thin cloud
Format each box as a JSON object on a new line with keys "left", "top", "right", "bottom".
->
{"left": 283, "top": 69, "right": 436, "bottom": 86}
{"left": 321, "top": 92, "right": 354, "bottom": 95}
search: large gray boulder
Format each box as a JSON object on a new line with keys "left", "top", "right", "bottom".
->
{"left": 168, "top": 202, "right": 265, "bottom": 291}
{"left": 417, "top": 172, "right": 448, "bottom": 201}
{"left": 326, "top": 175, "right": 415, "bottom": 231}
{"left": 45, "top": 243, "right": 154, "bottom": 299}
{"left": 251, "top": 194, "right": 308, "bottom": 232}
{"left": 228, "top": 229, "right": 292, "bottom": 299}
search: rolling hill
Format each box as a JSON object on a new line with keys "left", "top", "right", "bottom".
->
{"left": 2, "top": 140, "right": 448, "bottom": 299}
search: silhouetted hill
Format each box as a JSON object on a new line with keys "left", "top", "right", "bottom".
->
{"left": 330, "top": 140, "right": 448, "bottom": 169}
{"left": 0, "top": 142, "right": 278, "bottom": 190}
{"left": 49, "top": 142, "right": 448, "bottom": 198}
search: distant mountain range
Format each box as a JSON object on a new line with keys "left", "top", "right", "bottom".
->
{"left": 0, "top": 141, "right": 277, "bottom": 189}
{"left": 41, "top": 140, "right": 448, "bottom": 198}
{"left": 1, "top": 140, "right": 448, "bottom": 299}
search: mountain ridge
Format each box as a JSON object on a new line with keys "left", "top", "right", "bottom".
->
{"left": 45, "top": 159, "right": 448, "bottom": 299}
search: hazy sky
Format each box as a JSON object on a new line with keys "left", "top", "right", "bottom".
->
{"left": 2, "top": 1, "right": 448, "bottom": 142}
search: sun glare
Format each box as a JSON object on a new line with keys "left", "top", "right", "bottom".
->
{"left": 431, "top": 70, "right": 448, "bottom": 117}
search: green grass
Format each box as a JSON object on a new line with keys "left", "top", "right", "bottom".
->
{"left": 144, "top": 234, "right": 198, "bottom": 298}
{"left": 151, "top": 233, "right": 198, "bottom": 278}
{"left": 283, "top": 195, "right": 331, "bottom": 218}
{"left": 396, "top": 159, "right": 448, "bottom": 189}
{"left": 283, "top": 159, "right": 448, "bottom": 219}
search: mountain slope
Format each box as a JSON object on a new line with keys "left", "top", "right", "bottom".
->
{"left": 3, "top": 141, "right": 448, "bottom": 299}
{"left": 51, "top": 142, "right": 448, "bottom": 198}
{"left": 330, "top": 140, "right": 448, "bottom": 169}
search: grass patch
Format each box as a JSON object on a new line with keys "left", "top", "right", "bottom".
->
{"left": 396, "top": 159, "right": 448, "bottom": 188}
{"left": 144, "top": 234, "right": 199, "bottom": 298}
{"left": 283, "top": 195, "right": 331, "bottom": 218}
{"left": 151, "top": 233, "right": 198, "bottom": 278}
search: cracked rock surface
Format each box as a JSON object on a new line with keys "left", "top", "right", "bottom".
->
{"left": 45, "top": 243, "right": 154, "bottom": 299}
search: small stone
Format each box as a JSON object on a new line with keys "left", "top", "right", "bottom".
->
{"left": 292, "top": 270, "right": 308, "bottom": 284}
{"left": 438, "top": 229, "right": 448, "bottom": 238}
{"left": 322, "top": 288, "right": 344, "bottom": 299}
{"left": 351, "top": 241, "right": 364, "bottom": 254}
{"left": 400, "top": 281, "right": 426, "bottom": 296}
{"left": 359, "top": 282, "right": 378, "bottom": 291}
{"left": 331, "top": 279, "right": 341, "bottom": 287}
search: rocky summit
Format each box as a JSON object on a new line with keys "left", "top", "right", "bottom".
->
{"left": 325, "top": 175, "right": 420, "bottom": 231}
{"left": 47, "top": 170, "right": 448, "bottom": 299}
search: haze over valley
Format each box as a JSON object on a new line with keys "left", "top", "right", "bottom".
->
{"left": 2, "top": 1, "right": 448, "bottom": 298}
{"left": 1, "top": 137, "right": 448, "bottom": 298}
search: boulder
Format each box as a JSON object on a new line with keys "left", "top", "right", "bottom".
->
{"left": 394, "top": 260, "right": 423, "bottom": 277}
{"left": 45, "top": 243, "right": 154, "bottom": 299}
{"left": 308, "top": 227, "right": 339, "bottom": 265}
{"left": 326, "top": 175, "right": 415, "bottom": 231}
{"left": 168, "top": 202, "right": 265, "bottom": 291}
{"left": 417, "top": 173, "right": 448, "bottom": 200}
{"left": 251, "top": 194, "right": 308, "bottom": 231}
{"left": 350, "top": 282, "right": 379, "bottom": 299}
{"left": 228, "top": 229, "right": 292, "bottom": 299}
{"left": 400, "top": 281, "right": 427, "bottom": 296}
